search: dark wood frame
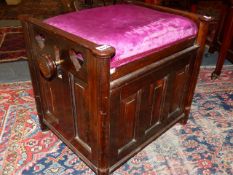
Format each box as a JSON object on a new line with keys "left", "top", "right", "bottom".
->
{"left": 20, "top": 1, "right": 210, "bottom": 174}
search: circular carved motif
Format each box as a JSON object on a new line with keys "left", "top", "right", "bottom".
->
{"left": 38, "top": 54, "right": 56, "bottom": 79}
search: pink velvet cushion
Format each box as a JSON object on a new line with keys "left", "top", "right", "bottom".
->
{"left": 44, "top": 4, "right": 198, "bottom": 68}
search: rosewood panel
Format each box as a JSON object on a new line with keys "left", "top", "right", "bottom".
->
{"left": 118, "top": 90, "right": 141, "bottom": 155}
{"left": 39, "top": 68, "right": 75, "bottom": 140}
{"left": 109, "top": 89, "right": 140, "bottom": 164}
{"left": 109, "top": 50, "right": 195, "bottom": 166}
{"left": 168, "top": 64, "right": 190, "bottom": 119}
{"left": 70, "top": 76, "right": 92, "bottom": 156}
{"left": 144, "top": 76, "right": 168, "bottom": 135}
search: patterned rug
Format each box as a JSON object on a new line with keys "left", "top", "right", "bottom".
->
{"left": 0, "top": 67, "right": 232, "bottom": 175}
{"left": 0, "top": 26, "right": 27, "bottom": 63}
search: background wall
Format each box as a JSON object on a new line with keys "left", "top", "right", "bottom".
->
{"left": 0, "top": 0, "right": 70, "bottom": 19}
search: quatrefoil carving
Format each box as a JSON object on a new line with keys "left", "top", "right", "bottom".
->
{"left": 69, "top": 50, "right": 84, "bottom": 72}
{"left": 35, "top": 34, "right": 45, "bottom": 49}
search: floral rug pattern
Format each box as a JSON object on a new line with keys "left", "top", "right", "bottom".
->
{"left": 0, "top": 67, "right": 232, "bottom": 175}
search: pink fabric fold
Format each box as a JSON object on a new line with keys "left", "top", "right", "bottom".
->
{"left": 45, "top": 4, "right": 198, "bottom": 68}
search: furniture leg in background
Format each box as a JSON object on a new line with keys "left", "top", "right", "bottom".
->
{"left": 211, "top": 1, "right": 233, "bottom": 79}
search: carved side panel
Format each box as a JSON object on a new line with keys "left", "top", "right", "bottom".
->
{"left": 27, "top": 23, "right": 94, "bottom": 165}
{"left": 40, "top": 68, "right": 75, "bottom": 140}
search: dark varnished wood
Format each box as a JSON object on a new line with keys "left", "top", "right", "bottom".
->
{"left": 109, "top": 48, "right": 198, "bottom": 166}
{"left": 183, "top": 15, "right": 210, "bottom": 124}
{"left": 37, "top": 54, "right": 58, "bottom": 79}
{"left": 211, "top": 1, "right": 233, "bottom": 79}
{"left": 20, "top": 2, "right": 210, "bottom": 174}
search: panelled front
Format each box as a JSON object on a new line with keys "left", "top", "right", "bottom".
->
{"left": 167, "top": 64, "right": 190, "bottom": 120}
{"left": 109, "top": 51, "right": 196, "bottom": 165}
{"left": 142, "top": 76, "right": 169, "bottom": 136}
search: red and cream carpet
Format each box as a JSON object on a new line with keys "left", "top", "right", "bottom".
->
{"left": 0, "top": 67, "right": 232, "bottom": 175}
{"left": 0, "top": 26, "right": 26, "bottom": 63}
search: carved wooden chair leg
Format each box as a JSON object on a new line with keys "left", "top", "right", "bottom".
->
{"left": 208, "top": 3, "right": 227, "bottom": 54}
{"left": 211, "top": 5, "right": 233, "bottom": 80}
{"left": 211, "top": 71, "right": 219, "bottom": 80}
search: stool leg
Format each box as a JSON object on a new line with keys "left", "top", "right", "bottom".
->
{"left": 211, "top": 5, "right": 233, "bottom": 80}
{"left": 40, "top": 120, "right": 48, "bottom": 132}
{"left": 180, "top": 107, "right": 190, "bottom": 125}
{"left": 180, "top": 117, "right": 188, "bottom": 125}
